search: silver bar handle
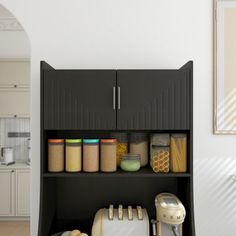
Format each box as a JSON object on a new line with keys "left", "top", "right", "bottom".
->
{"left": 113, "top": 87, "right": 116, "bottom": 110}
{"left": 118, "top": 86, "right": 121, "bottom": 110}
{"left": 151, "top": 219, "right": 157, "bottom": 236}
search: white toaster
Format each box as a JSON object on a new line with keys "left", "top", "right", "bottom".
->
{"left": 92, "top": 205, "right": 150, "bottom": 236}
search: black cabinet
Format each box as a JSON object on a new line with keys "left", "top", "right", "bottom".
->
{"left": 43, "top": 69, "right": 116, "bottom": 130}
{"left": 39, "top": 61, "right": 195, "bottom": 236}
{"left": 117, "top": 70, "right": 190, "bottom": 130}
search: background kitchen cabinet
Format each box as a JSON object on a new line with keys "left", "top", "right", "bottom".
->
{"left": 0, "top": 164, "right": 30, "bottom": 218}
{"left": 15, "top": 169, "right": 30, "bottom": 216}
{"left": 43, "top": 69, "right": 116, "bottom": 130}
{"left": 0, "top": 88, "right": 30, "bottom": 117}
{"left": 0, "top": 169, "right": 15, "bottom": 216}
{"left": 0, "top": 60, "right": 30, "bottom": 88}
{"left": 0, "top": 59, "right": 30, "bottom": 118}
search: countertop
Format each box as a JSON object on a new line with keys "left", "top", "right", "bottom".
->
{"left": 0, "top": 162, "right": 30, "bottom": 169}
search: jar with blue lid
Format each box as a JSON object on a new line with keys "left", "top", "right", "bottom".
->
{"left": 83, "top": 139, "right": 100, "bottom": 172}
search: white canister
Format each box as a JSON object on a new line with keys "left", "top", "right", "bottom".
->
{"left": 1, "top": 147, "right": 14, "bottom": 163}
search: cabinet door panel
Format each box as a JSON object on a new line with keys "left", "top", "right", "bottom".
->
{"left": 16, "top": 170, "right": 30, "bottom": 216}
{"left": 0, "top": 88, "right": 30, "bottom": 117}
{"left": 0, "top": 61, "right": 30, "bottom": 87}
{"left": 44, "top": 70, "right": 116, "bottom": 130}
{"left": 0, "top": 170, "right": 15, "bottom": 216}
{"left": 117, "top": 70, "right": 190, "bottom": 130}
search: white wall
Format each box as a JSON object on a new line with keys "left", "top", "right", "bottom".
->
{"left": 0, "top": 1, "right": 235, "bottom": 236}
{"left": 0, "top": 5, "right": 30, "bottom": 58}
{"left": 0, "top": 31, "right": 30, "bottom": 58}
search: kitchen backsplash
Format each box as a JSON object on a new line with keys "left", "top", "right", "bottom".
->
{"left": 0, "top": 118, "right": 30, "bottom": 162}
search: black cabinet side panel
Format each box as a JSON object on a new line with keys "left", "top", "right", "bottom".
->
{"left": 117, "top": 70, "right": 190, "bottom": 130}
{"left": 43, "top": 70, "right": 116, "bottom": 130}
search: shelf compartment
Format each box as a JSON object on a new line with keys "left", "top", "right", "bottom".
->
{"left": 40, "top": 177, "right": 193, "bottom": 236}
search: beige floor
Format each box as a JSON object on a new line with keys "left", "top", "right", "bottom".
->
{"left": 0, "top": 221, "right": 30, "bottom": 236}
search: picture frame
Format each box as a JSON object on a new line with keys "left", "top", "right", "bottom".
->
{"left": 214, "top": 0, "right": 236, "bottom": 134}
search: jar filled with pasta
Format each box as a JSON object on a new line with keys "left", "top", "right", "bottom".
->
{"left": 111, "top": 133, "right": 128, "bottom": 166}
{"left": 150, "top": 134, "right": 170, "bottom": 173}
{"left": 150, "top": 146, "right": 170, "bottom": 173}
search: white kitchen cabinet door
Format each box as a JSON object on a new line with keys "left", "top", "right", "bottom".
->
{"left": 15, "top": 169, "right": 30, "bottom": 216}
{"left": 0, "top": 170, "right": 15, "bottom": 216}
{"left": 0, "top": 88, "right": 30, "bottom": 117}
{"left": 0, "top": 60, "right": 30, "bottom": 87}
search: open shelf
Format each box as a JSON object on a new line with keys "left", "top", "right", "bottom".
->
{"left": 43, "top": 168, "right": 191, "bottom": 178}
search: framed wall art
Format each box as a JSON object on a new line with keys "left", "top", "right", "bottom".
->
{"left": 214, "top": 0, "right": 236, "bottom": 134}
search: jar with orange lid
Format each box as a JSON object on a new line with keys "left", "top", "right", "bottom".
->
{"left": 100, "top": 139, "right": 117, "bottom": 172}
{"left": 48, "top": 139, "right": 64, "bottom": 172}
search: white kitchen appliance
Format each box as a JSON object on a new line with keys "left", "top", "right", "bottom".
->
{"left": 155, "top": 193, "right": 186, "bottom": 236}
{"left": 92, "top": 205, "right": 149, "bottom": 236}
{"left": 1, "top": 147, "right": 14, "bottom": 165}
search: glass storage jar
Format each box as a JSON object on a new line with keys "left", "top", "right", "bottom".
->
{"left": 170, "top": 134, "right": 187, "bottom": 172}
{"left": 65, "top": 139, "right": 82, "bottom": 172}
{"left": 129, "top": 133, "right": 148, "bottom": 167}
{"left": 151, "top": 146, "right": 170, "bottom": 173}
{"left": 48, "top": 139, "right": 64, "bottom": 172}
{"left": 111, "top": 133, "right": 128, "bottom": 166}
{"left": 101, "top": 139, "right": 117, "bottom": 172}
{"left": 83, "top": 139, "right": 99, "bottom": 172}
{"left": 120, "top": 154, "right": 141, "bottom": 172}
{"left": 150, "top": 134, "right": 170, "bottom": 147}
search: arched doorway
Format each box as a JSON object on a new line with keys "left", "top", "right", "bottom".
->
{"left": 0, "top": 4, "right": 30, "bottom": 236}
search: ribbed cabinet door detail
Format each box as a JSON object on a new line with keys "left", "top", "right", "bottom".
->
{"left": 117, "top": 70, "right": 190, "bottom": 130}
{"left": 43, "top": 70, "right": 116, "bottom": 130}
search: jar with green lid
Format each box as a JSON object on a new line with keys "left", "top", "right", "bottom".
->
{"left": 48, "top": 139, "right": 64, "bottom": 172}
{"left": 101, "top": 139, "right": 117, "bottom": 172}
{"left": 130, "top": 133, "right": 148, "bottom": 167}
{"left": 111, "top": 133, "right": 128, "bottom": 166}
{"left": 120, "top": 153, "right": 141, "bottom": 172}
{"left": 83, "top": 139, "right": 99, "bottom": 172}
{"left": 65, "top": 139, "right": 82, "bottom": 172}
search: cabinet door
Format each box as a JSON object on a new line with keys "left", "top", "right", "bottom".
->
{"left": 43, "top": 70, "right": 116, "bottom": 130}
{"left": 0, "top": 170, "right": 15, "bottom": 216}
{"left": 0, "top": 60, "right": 30, "bottom": 87}
{"left": 0, "top": 88, "right": 30, "bottom": 118}
{"left": 16, "top": 169, "right": 30, "bottom": 216}
{"left": 117, "top": 70, "right": 190, "bottom": 130}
